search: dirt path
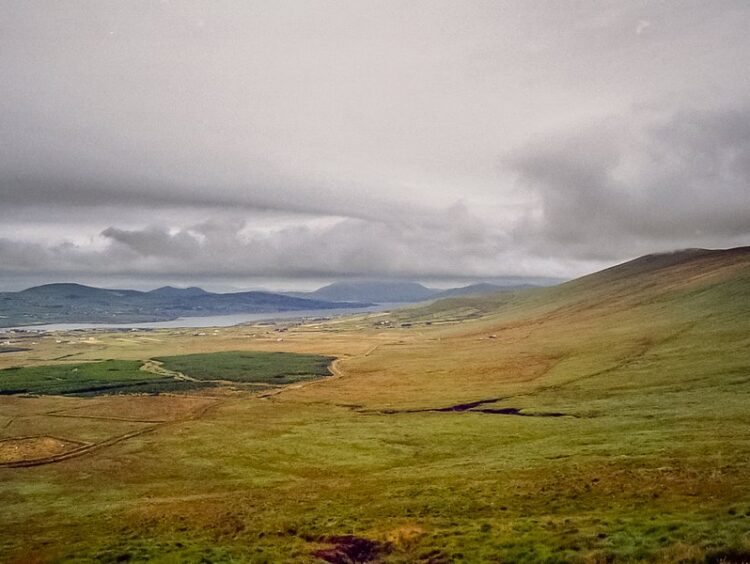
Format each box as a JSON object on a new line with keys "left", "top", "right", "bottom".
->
{"left": 258, "top": 342, "right": 384, "bottom": 400}
{"left": 140, "top": 359, "right": 199, "bottom": 382}
{"left": 1, "top": 396, "right": 223, "bottom": 469}
{"left": 256, "top": 358, "right": 345, "bottom": 399}
{"left": 2, "top": 340, "right": 391, "bottom": 467}
{"left": 0, "top": 426, "right": 157, "bottom": 468}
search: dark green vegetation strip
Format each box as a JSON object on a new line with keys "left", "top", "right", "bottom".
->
{"left": 154, "top": 351, "right": 334, "bottom": 384}
{"left": 0, "top": 351, "right": 334, "bottom": 396}
{"left": 0, "top": 347, "right": 30, "bottom": 354}
{"left": 0, "top": 360, "right": 210, "bottom": 396}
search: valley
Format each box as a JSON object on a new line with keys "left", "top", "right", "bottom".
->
{"left": 0, "top": 248, "right": 749, "bottom": 562}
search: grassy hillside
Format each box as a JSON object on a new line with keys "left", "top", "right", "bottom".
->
{"left": 1, "top": 247, "right": 749, "bottom": 562}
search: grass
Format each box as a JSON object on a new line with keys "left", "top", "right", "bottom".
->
{"left": 0, "top": 351, "right": 334, "bottom": 396}
{"left": 154, "top": 351, "right": 334, "bottom": 384}
{"left": 0, "top": 360, "right": 196, "bottom": 396}
{"left": 0, "top": 248, "right": 749, "bottom": 562}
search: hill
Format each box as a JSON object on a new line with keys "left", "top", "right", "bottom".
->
{"left": 277, "top": 246, "right": 750, "bottom": 560}
{"left": 147, "top": 286, "right": 209, "bottom": 298}
{"left": 20, "top": 282, "right": 142, "bottom": 299}
{"left": 382, "top": 246, "right": 750, "bottom": 329}
{"left": 429, "top": 282, "right": 535, "bottom": 299}
{"left": 291, "top": 280, "right": 438, "bottom": 302}
{"left": 0, "top": 283, "right": 369, "bottom": 328}
{"left": 290, "top": 280, "right": 541, "bottom": 303}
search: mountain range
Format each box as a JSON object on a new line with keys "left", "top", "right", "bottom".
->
{"left": 0, "top": 280, "right": 536, "bottom": 328}
{"left": 285, "top": 281, "right": 537, "bottom": 303}
{"left": 0, "top": 283, "right": 367, "bottom": 328}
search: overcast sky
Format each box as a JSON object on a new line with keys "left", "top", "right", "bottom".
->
{"left": 1, "top": 1, "right": 749, "bottom": 290}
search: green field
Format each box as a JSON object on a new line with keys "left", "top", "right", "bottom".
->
{"left": 0, "top": 360, "right": 193, "bottom": 396}
{"left": 0, "top": 351, "right": 334, "bottom": 396}
{"left": 1, "top": 248, "right": 749, "bottom": 562}
{"left": 155, "top": 351, "right": 334, "bottom": 384}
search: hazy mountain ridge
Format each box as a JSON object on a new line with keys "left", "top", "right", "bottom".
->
{"left": 0, "top": 283, "right": 369, "bottom": 328}
{"left": 287, "top": 280, "right": 541, "bottom": 303}
{"left": 0, "top": 278, "right": 551, "bottom": 328}
{"left": 430, "top": 283, "right": 536, "bottom": 300}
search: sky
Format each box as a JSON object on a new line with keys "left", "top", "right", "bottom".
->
{"left": 1, "top": 1, "right": 749, "bottom": 291}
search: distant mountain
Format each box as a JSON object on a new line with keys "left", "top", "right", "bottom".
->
{"left": 0, "top": 284, "right": 369, "bottom": 328}
{"left": 20, "top": 283, "right": 141, "bottom": 299}
{"left": 291, "top": 281, "right": 437, "bottom": 303}
{"left": 287, "top": 280, "right": 540, "bottom": 303}
{"left": 430, "top": 283, "right": 536, "bottom": 300}
{"left": 148, "top": 286, "right": 209, "bottom": 298}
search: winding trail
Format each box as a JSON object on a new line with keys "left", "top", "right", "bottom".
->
{"left": 140, "top": 359, "right": 199, "bottom": 382}
{"left": 258, "top": 342, "right": 383, "bottom": 400}
{"left": 0, "top": 394, "right": 222, "bottom": 469}
{"left": 257, "top": 356, "right": 346, "bottom": 399}
{"left": 2, "top": 341, "right": 388, "bottom": 468}
{"left": 0, "top": 426, "right": 157, "bottom": 468}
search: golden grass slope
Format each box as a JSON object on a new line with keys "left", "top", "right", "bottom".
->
{"left": 289, "top": 247, "right": 750, "bottom": 410}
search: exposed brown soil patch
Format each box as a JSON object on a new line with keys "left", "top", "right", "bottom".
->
{"left": 705, "top": 549, "right": 750, "bottom": 564}
{"left": 312, "top": 535, "right": 390, "bottom": 563}
{"left": 0, "top": 427, "right": 156, "bottom": 468}
{"left": 0, "top": 435, "right": 86, "bottom": 463}
{"left": 375, "top": 397, "right": 502, "bottom": 414}
{"left": 369, "top": 398, "right": 573, "bottom": 417}
{"left": 1, "top": 395, "right": 222, "bottom": 468}
{"left": 430, "top": 398, "right": 504, "bottom": 412}
{"left": 473, "top": 407, "right": 566, "bottom": 417}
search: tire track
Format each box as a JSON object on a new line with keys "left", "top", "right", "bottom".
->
{"left": 1, "top": 396, "right": 223, "bottom": 469}
{"left": 2, "top": 341, "right": 389, "bottom": 466}
{"left": 0, "top": 426, "right": 157, "bottom": 468}
{"left": 140, "top": 359, "right": 198, "bottom": 382}
{"left": 257, "top": 342, "right": 384, "bottom": 400}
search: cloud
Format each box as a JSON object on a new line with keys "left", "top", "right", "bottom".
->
{"left": 508, "top": 104, "right": 750, "bottom": 260}
{"left": 1, "top": 2, "right": 749, "bottom": 287}
{"left": 0, "top": 200, "right": 591, "bottom": 283}
{"left": 635, "top": 19, "right": 651, "bottom": 35}
{"left": 101, "top": 226, "right": 202, "bottom": 259}
{"left": 94, "top": 203, "right": 512, "bottom": 278}
{"left": 3, "top": 104, "right": 749, "bottom": 285}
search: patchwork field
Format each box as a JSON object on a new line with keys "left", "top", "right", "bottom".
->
{"left": 1, "top": 248, "right": 749, "bottom": 562}
{"left": 0, "top": 351, "right": 334, "bottom": 396}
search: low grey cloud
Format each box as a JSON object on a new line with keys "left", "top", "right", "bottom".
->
{"left": 0, "top": 199, "right": 593, "bottom": 287}
{"left": 4, "top": 204, "right": 511, "bottom": 278}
